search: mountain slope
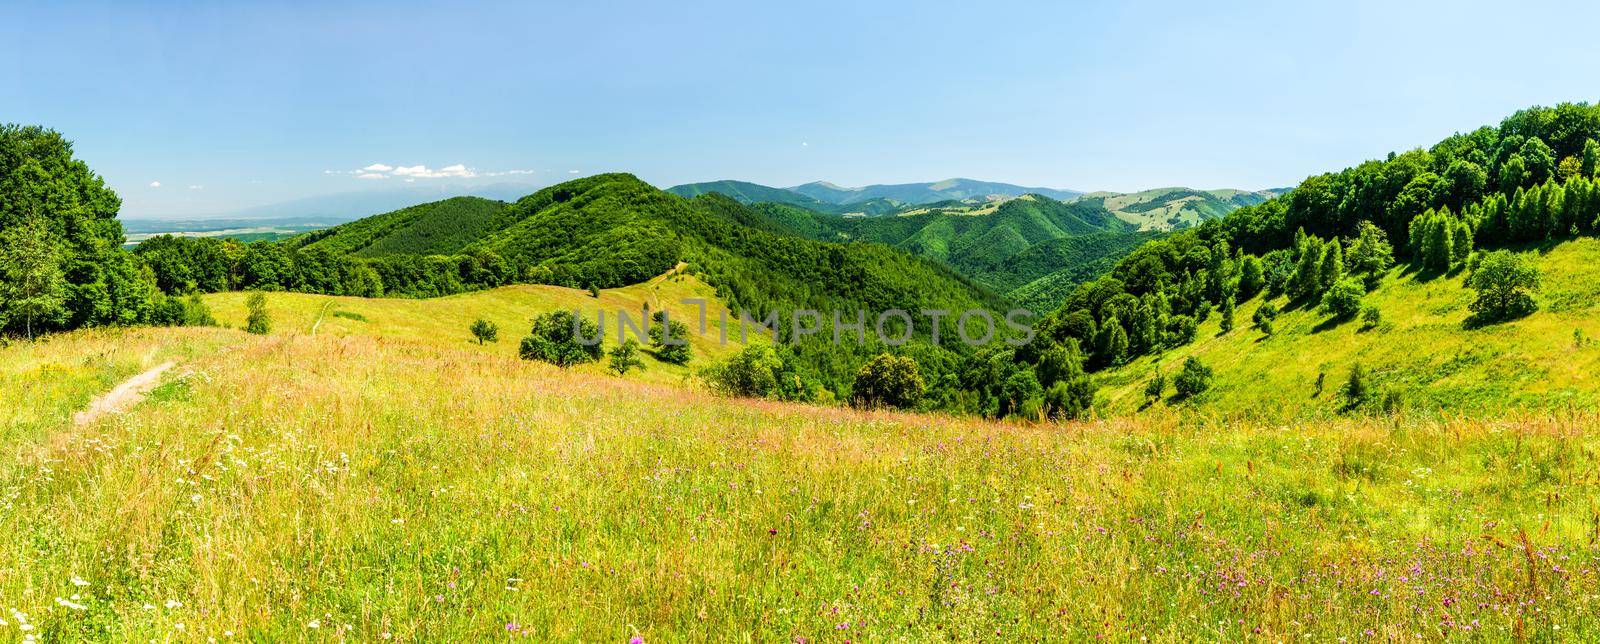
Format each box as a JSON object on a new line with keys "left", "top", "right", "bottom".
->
{"left": 294, "top": 196, "right": 510, "bottom": 256}
{"left": 791, "top": 194, "right": 1146, "bottom": 305}
{"left": 1074, "top": 187, "right": 1275, "bottom": 231}
{"left": 789, "top": 178, "right": 1082, "bottom": 205}
{"left": 665, "top": 180, "right": 829, "bottom": 209}
{"left": 1098, "top": 238, "right": 1600, "bottom": 417}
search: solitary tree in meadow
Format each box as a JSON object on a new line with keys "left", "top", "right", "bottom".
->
{"left": 519, "top": 310, "right": 603, "bottom": 367}
{"left": 608, "top": 339, "right": 645, "bottom": 375}
{"left": 1172, "top": 357, "right": 1213, "bottom": 400}
{"left": 245, "top": 292, "right": 271, "bottom": 335}
{"left": 1467, "top": 251, "right": 1540, "bottom": 322}
{"left": 648, "top": 310, "right": 692, "bottom": 365}
{"left": 470, "top": 318, "right": 499, "bottom": 344}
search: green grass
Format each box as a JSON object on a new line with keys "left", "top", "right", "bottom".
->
{"left": 1101, "top": 238, "right": 1600, "bottom": 418}
{"left": 2, "top": 325, "right": 1596, "bottom": 640}
{"left": 200, "top": 269, "right": 739, "bottom": 386}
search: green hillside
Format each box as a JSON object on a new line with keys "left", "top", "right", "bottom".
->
{"left": 294, "top": 196, "right": 509, "bottom": 256}
{"left": 665, "top": 180, "right": 830, "bottom": 209}
{"left": 792, "top": 194, "right": 1146, "bottom": 305}
{"left": 1074, "top": 187, "right": 1274, "bottom": 231}
{"left": 1038, "top": 101, "right": 1600, "bottom": 419}
{"left": 667, "top": 180, "right": 901, "bottom": 216}
{"left": 1099, "top": 238, "right": 1600, "bottom": 417}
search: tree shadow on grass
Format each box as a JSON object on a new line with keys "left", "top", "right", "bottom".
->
{"left": 1462, "top": 307, "right": 1535, "bottom": 330}
{"left": 1310, "top": 314, "right": 1355, "bottom": 334}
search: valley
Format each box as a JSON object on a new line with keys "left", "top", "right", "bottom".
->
{"left": 6, "top": 84, "right": 1600, "bottom": 640}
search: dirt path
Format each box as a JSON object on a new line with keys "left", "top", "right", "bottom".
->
{"left": 310, "top": 300, "right": 334, "bottom": 334}
{"left": 72, "top": 361, "right": 177, "bottom": 426}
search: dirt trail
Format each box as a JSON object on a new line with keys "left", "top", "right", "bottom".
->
{"left": 72, "top": 361, "right": 177, "bottom": 426}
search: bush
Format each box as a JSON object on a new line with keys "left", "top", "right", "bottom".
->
{"left": 1340, "top": 363, "right": 1373, "bottom": 410}
{"left": 1359, "top": 305, "right": 1381, "bottom": 331}
{"left": 1320, "top": 278, "right": 1364, "bottom": 320}
{"left": 245, "top": 292, "right": 271, "bottom": 335}
{"left": 1000, "top": 368, "right": 1044, "bottom": 420}
{"left": 1172, "top": 357, "right": 1213, "bottom": 400}
{"left": 470, "top": 318, "right": 499, "bottom": 344}
{"left": 1144, "top": 368, "right": 1166, "bottom": 402}
{"left": 849, "top": 353, "right": 925, "bottom": 410}
{"left": 608, "top": 339, "right": 645, "bottom": 375}
{"left": 648, "top": 311, "right": 692, "bottom": 365}
{"left": 519, "top": 310, "right": 602, "bottom": 367}
{"left": 1467, "top": 250, "right": 1540, "bottom": 322}
{"left": 1252, "top": 302, "right": 1279, "bottom": 335}
{"left": 702, "top": 344, "right": 819, "bottom": 402}
{"left": 183, "top": 295, "right": 216, "bottom": 326}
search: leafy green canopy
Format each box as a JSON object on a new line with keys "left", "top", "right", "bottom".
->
{"left": 0, "top": 124, "right": 187, "bottom": 335}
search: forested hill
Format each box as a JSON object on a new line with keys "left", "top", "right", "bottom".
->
{"left": 666, "top": 180, "right": 831, "bottom": 209}
{"left": 718, "top": 194, "right": 1158, "bottom": 309}
{"left": 139, "top": 172, "right": 1001, "bottom": 316}
{"left": 1076, "top": 187, "right": 1277, "bottom": 231}
{"left": 292, "top": 196, "right": 508, "bottom": 257}
{"left": 1033, "top": 101, "right": 1600, "bottom": 414}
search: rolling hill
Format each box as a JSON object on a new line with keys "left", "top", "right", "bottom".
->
{"left": 1097, "top": 238, "right": 1600, "bottom": 418}
{"left": 1074, "top": 187, "right": 1277, "bottom": 230}
{"left": 788, "top": 178, "right": 1083, "bottom": 205}
{"left": 666, "top": 180, "right": 902, "bottom": 216}
{"left": 784, "top": 194, "right": 1156, "bottom": 306}
{"left": 292, "top": 196, "right": 510, "bottom": 256}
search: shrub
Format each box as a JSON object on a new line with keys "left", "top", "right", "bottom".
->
{"left": 1340, "top": 363, "right": 1373, "bottom": 410}
{"left": 608, "top": 339, "right": 645, "bottom": 375}
{"left": 1359, "top": 305, "right": 1381, "bottom": 331}
{"left": 648, "top": 311, "right": 692, "bottom": 365}
{"left": 184, "top": 295, "right": 216, "bottom": 326}
{"left": 1320, "top": 278, "right": 1364, "bottom": 320}
{"left": 1252, "top": 302, "right": 1279, "bottom": 335}
{"left": 1000, "top": 368, "right": 1044, "bottom": 420}
{"left": 1467, "top": 250, "right": 1540, "bottom": 322}
{"left": 1172, "top": 357, "right": 1213, "bottom": 400}
{"left": 1144, "top": 368, "right": 1166, "bottom": 403}
{"left": 245, "top": 292, "right": 271, "bottom": 335}
{"left": 702, "top": 344, "right": 819, "bottom": 402}
{"left": 849, "top": 353, "right": 925, "bottom": 410}
{"left": 519, "top": 310, "right": 602, "bottom": 367}
{"left": 470, "top": 318, "right": 499, "bottom": 344}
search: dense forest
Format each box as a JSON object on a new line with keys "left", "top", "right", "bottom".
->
{"left": 1038, "top": 102, "right": 1600, "bottom": 375}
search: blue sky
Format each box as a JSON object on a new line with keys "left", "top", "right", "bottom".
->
{"left": 5, "top": 0, "right": 1599, "bottom": 217}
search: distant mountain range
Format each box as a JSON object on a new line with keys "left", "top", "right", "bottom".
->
{"left": 667, "top": 179, "right": 1278, "bottom": 230}
{"left": 787, "top": 178, "right": 1084, "bottom": 205}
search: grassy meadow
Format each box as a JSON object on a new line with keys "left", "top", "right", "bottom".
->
{"left": 1099, "top": 238, "right": 1600, "bottom": 419}
{"left": 199, "top": 268, "right": 738, "bottom": 386}
{"left": 3, "top": 316, "right": 1599, "bottom": 640}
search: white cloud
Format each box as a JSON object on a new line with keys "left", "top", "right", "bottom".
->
{"left": 149, "top": 181, "right": 161, "bottom": 188}
{"left": 389, "top": 163, "right": 475, "bottom": 179}
{"left": 356, "top": 172, "right": 388, "bottom": 180}
{"left": 188, "top": 185, "right": 203, "bottom": 190}
{"left": 362, "top": 163, "right": 394, "bottom": 172}
{"left": 568, "top": 169, "right": 580, "bottom": 174}
{"left": 484, "top": 169, "right": 536, "bottom": 177}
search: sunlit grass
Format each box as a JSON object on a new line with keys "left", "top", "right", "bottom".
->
{"left": 2, "top": 326, "right": 1597, "bottom": 640}
{"left": 1099, "top": 239, "right": 1600, "bottom": 418}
